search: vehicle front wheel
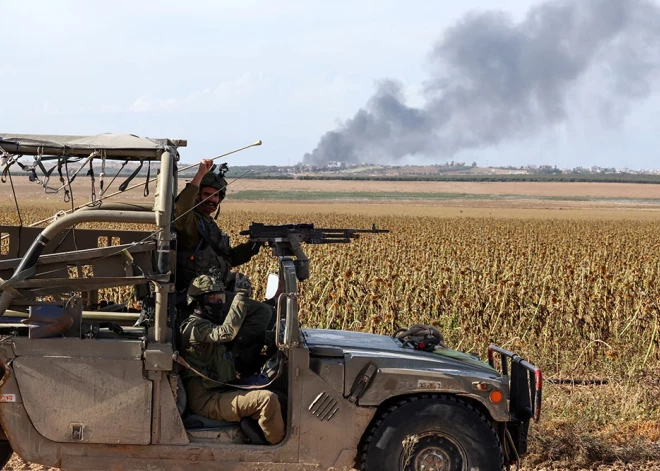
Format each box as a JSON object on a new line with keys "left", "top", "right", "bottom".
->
{"left": 357, "top": 394, "right": 503, "bottom": 471}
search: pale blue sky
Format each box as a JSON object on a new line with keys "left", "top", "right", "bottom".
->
{"left": 2, "top": 0, "right": 659, "bottom": 169}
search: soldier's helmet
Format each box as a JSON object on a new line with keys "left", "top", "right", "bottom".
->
{"left": 199, "top": 164, "right": 228, "bottom": 198}
{"left": 187, "top": 271, "right": 226, "bottom": 305}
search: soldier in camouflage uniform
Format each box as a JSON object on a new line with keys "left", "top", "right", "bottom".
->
{"left": 175, "top": 159, "right": 272, "bottom": 375}
{"left": 180, "top": 275, "right": 284, "bottom": 445}
{"left": 175, "top": 159, "right": 259, "bottom": 293}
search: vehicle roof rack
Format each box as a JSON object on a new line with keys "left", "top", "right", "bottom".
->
{"left": 0, "top": 133, "right": 187, "bottom": 161}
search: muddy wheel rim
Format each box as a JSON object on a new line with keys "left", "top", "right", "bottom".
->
{"left": 400, "top": 431, "right": 467, "bottom": 471}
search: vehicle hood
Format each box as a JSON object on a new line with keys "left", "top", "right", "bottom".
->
{"left": 302, "top": 329, "right": 497, "bottom": 376}
{"left": 302, "top": 329, "right": 508, "bottom": 422}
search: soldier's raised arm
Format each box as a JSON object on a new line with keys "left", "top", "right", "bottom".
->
{"left": 201, "top": 293, "right": 249, "bottom": 343}
{"left": 182, "top": 292, "right": 249, "bottom": 344}
{"left": 174, "top": 159, "right": 214, "bottom": 235}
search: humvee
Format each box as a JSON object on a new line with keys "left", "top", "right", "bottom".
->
{"left": 0, "top": 133, "right": 541, "bottom": 470}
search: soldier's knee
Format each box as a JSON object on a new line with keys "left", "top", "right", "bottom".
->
{"left": 256, "top": 390, "right": 279, "bottom": 411}
{"left": 256, "top": 389, "right": 276, "bottom": 403}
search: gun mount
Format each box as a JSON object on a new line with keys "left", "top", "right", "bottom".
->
{"left": 239, "top": 223, "right": 389, "bottom": 281}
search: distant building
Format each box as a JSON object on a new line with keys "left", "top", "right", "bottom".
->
{"left": 325, "top": 161, "right": 346, "bottom": 169}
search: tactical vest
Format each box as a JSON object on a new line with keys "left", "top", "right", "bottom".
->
{"left": 177, "top": 215, "right": 232, "bottom": 292}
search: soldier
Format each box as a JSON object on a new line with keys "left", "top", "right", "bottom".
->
{"left": 175, "top": 159, "right": 260, "bottom": 293}
{"left": 186, "top": 271, "right": 271, "bottom": 377}
{"left": 175, "top": 159, "right": 272, "bottom": 375}
{"left": 180, "top": 274, "right": 284, "bottom": 445}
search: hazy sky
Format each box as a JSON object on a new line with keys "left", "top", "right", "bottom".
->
{"left": 2, "top": 0, "right": 659, "bottom": 169}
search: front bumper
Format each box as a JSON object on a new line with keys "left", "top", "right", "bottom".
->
{"left": 488, "top": 345, "right": 542, "bottom": 460}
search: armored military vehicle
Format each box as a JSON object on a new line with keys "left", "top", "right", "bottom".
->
{"left": 0, "top": 133, "right": 541, "bottom": 470}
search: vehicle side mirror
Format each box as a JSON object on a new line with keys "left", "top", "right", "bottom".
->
{"left": 265, "top": 273, "right": 279, "bottom": 300}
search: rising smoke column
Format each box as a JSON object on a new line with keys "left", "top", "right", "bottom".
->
{"left": 303, "top": 0, "right": 660, "bottom": 165}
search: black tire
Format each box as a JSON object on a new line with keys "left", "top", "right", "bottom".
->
{"left": 0, "top": 440, "right": 12, "bottom": 469}
{"left": 358, "top": 394, "right": 503, "bottom": 471}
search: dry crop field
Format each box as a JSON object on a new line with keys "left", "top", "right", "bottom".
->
{"left": 1, "top": 179, "right": 659, "bottom": 470}
{"left": 227, "top": 178, "right": 660, "bottom": 199}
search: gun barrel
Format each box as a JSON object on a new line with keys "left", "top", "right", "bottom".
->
{"left": 316, "top": 226, "right": 390, "bottom": 234}
{"left": 239, "top": 223, "right": 389, "bottom": 243}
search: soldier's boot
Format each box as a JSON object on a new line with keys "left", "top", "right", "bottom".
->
{"left": 240, "top": 418, "right": 268, "bottom": 445}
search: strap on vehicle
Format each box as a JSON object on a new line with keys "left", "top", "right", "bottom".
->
{"left": 104, "top": 159, "right": 129, "bottom": 193}
{"left": 172, "top": 351, "right": 282, "bottom": 391}
{"left": 348, "top": 362, "right": 377, "bottom": 403}
{"left": 143, "top": 160, "right": 151, "bottom": 197}
{"left": 118, "top": 159, "right": 143, "bottom": 192}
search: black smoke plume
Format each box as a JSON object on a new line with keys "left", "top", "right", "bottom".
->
{"left": 303, "top": 0, "right": 660, "bottom": 165}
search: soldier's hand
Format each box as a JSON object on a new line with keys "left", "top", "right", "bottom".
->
{"left": 250, "top": 241, "right": 264, "bottom": 255}
{"left": 234, "top": 273, "right": 252, "bottom": 296}
{"left": 197, "top": 159, "right": 214, "bottom": 176}
{"left": 192, "top": 159, "right": 215, "bottom": 186}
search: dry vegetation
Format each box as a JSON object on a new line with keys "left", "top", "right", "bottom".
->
{"left": 1, "top": 179, "right": 659, "bottom": 470}
{"left": 229, "top": 210, "right": 660, "bottom": 468}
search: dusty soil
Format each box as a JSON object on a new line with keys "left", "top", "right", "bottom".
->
{"left": 3, "top": 454, "right": 660, "bottom": 470}
{"left": 221, "top": 200, "right": 660, "bottom": 219}
{"left": 3, "top": 456, "right": 49, "bottom": 470}
{"left": 224, "top": 179, "right": 660, "bottom": 199}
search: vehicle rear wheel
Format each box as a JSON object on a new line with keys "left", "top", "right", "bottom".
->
{"left": 0, "top": 440, "right": 13, "bottom": 468}
{"left": 357, "top": 394, "right": 503, "bottom": 471}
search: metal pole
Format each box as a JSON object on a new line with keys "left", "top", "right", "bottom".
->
{"left": 153, "top": 150, "right": 174, "bottom": 343}
{"left": 4, "top": 309, "right": 139, "bottom": 322}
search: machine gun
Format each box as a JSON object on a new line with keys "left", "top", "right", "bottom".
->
{"left": 239, "top": 223, "right": 388, "bottom": 281}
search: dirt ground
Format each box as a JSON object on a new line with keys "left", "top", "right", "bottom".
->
{"left": 223, "top": 179, "right": 660, "bottom": 199}
{"left": 3, "top": 454, "right": 660, "bottom": 471}
{"left": 223, "top": 200, "right": 660, "bottom": 219}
